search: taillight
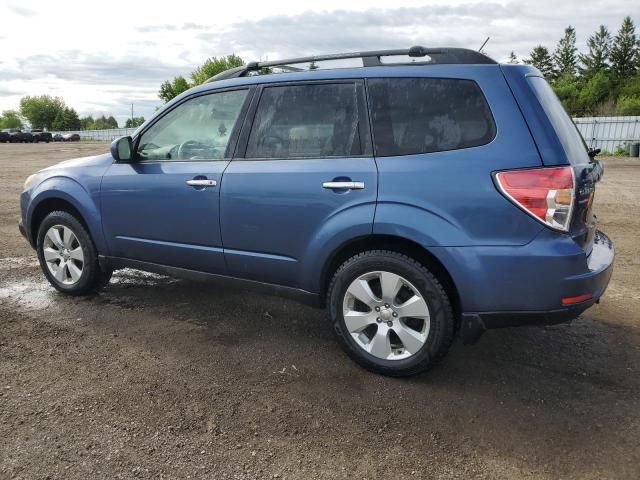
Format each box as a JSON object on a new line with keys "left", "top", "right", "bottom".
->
{"left": 495, "top": 166, "right": 575, "bottom": 232}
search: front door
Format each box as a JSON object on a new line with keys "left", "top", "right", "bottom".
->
{"left": 220, "top": 81, "right": 377, "bottom": 290}
{"left": 101, "top": 88, "right": 252, "bottom": 273}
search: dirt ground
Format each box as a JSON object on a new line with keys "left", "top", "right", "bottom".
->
{"left": 0, "top": 142, "right": 638, "bottom": 479}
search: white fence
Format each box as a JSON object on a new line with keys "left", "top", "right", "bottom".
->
{"left": 573, "top": 116, "right": 640, "bottom": 153}
{"left": 52, "top": 128, "right": 137, "bottom": 142}
{"left": 55, "top": 116, "right": 640, "bottom": 154}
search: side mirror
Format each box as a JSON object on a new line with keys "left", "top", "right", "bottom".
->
{"left": 111, "top": 136, "right": 133, "bottom": 162}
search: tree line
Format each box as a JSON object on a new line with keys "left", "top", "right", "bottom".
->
{"left": 518, "top": 16, "right": 639, "bottom": 115}
{"left": 0, "top": 96, "right": 145, "bottom": 131}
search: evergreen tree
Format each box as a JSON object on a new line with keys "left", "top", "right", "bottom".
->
{"left": 80, "top": 116, "right": 95, "bottom": 130}
{"left": 51, "top": 110, "right": 66, "bottom": 131}
{"left": 579, "top": 25, "right": 612, "bottom": 77}
{"left": 610, "top": 16, "right": 639, "bottom": 79}
{"left": 554, "top": 26, "right": 578, "bottom": 78}
{"left": 525, "top": 45, "right": 555, "bottom": 77}
{"left": 507, "top": 51, "right": 519, "bottom": 64}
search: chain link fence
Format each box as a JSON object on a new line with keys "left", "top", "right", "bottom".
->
{"left": 51, "top": 128, "right": 137, "bottom": 142}
{"left": 573, "top": 115, "right": 640, "bottom": 154}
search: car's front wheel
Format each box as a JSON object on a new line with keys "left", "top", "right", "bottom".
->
{"left": 36, "top": 211, "right": 112, "bottom": 295}
{"left": 328, "top": 250, "right": 455, "bottom": 377}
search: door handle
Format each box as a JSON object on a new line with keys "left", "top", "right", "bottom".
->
{"left": 322, "top": 181, "right": 365, "bottom": 190}
{"left": 186, "top": 179, "right": 217, "bottom": 187}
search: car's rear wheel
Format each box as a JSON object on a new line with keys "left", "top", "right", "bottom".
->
{"left": 328, "top": 250, "right": 455, "bottom": 377}
{"left": 36, "top": 211, "right": 112, "bottom": 295}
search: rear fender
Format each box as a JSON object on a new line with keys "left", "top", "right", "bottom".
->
{"left": 298, "top": 203, "right": 375, "bottom": 293}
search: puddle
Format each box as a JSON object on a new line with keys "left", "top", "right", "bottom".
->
{"left": 0, "top": 279, "right": 55, "bottom": 311}
{"left": 0, "top": 268, "right": 179, "bottom": 313}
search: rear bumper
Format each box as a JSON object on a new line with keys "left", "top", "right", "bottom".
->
{"left": 455, "top": 230, "right": 614, "bottom": 343}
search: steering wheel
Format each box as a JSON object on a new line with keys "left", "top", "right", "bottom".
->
{"left": 177, "top": 140, "right": 209, "bottom": 160}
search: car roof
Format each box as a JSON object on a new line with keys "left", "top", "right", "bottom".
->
{"left": 188, "top": 63, "right": 502, "bottom": 95}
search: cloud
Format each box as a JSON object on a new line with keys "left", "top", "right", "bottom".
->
{"left": 8, "top": 52, "right": 190, "bottom": 87}
{"left": 137, "top": 22, "right": 210, "bottom": 33}
{"left": 0, "top": 1, "right": 635, "bottom": 123}
{"left": 7, "top": 4, "right": 36, "bottom": 16}
{"left": 192, "top": 4, "right": 519, "bottom": 59}
{"left": 186, "top": 2, "right": 631, "bottom": 63}
{"left": 0, "top": 85, "right": 25, "bottom": 96}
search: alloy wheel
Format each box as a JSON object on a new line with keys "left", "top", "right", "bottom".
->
{"left": 342, "top": 271, "right": 430, "bottom": 360}
{"left": 42, "top": 225, "right": 85, "bottom": 285}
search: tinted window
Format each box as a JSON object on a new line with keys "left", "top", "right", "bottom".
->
{"left": 246, "top": 83, "right": 361, "bottom": 159}
{"left": 527, "top": 76, "right": 589, "bottom": 164}
{"left": 137, "top": 89, "right": 248, "bottom": 161}
{"left": 368, "top": 78, "right": 496, "bottom": 156}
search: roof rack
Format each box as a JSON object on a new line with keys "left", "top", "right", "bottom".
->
{"left": 205, "top": 46, "right": 496, "bottom": 82}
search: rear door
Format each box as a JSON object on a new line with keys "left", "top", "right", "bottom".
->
{"left": 219, "top": 80, "right": 377, "bottom": 289}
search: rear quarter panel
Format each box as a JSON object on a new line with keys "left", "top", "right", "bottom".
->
{"left": 371, "top": 65, "right": 544, "bottom": 247}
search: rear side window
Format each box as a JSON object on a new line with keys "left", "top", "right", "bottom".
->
{"left": 527, "top": 76, "right": 589, "bottom": 164}
{"left": 245, "top": 83, "right": 361, "bottom": 159}
{"left": 367, "top": 78, "right": 496, "bottom": 156}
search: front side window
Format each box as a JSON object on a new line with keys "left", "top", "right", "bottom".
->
{"left": 137, "top": 89, "right": 248, "bottom": 161}
{"left": 368, "top": 78, "right": 496, "bottom": 156}
{"left": 245, "top": 83, "right": 361, "bottom": 159}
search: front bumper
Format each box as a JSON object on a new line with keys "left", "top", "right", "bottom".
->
{"left": 459, "top": 230, "right": 614, "bottom": 344}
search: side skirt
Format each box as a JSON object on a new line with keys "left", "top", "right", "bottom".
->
{"left": 99, "top": 255, "right": 322, "bottom": 308}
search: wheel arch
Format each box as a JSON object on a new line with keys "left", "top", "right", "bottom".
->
{"left": 30, "top": 197, "right": 90, "bottom": 246}
{"left": 319, "top": 234, "right": 461, "bottom": 323}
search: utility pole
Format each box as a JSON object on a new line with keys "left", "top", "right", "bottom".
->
{"left": 131, "top": 104, "right": 134, "bottom": 126}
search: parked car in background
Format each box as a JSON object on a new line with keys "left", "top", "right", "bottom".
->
{"left": 0, "top": 129, "right": 10, "bottom": 143}
{"left": 7, "top": 129, "right": 33, "bottom": 143}
{"left": 18, "top": 46, "right": 614, "bottom": 377}
{"left": 52, "top": 133, "right": 64, "bottom": 142}
{"left": 62, "top": 133, "right": 81, "bottom": 142}
{"left": 30, "top": 129, "right": 52, "bottom": 143}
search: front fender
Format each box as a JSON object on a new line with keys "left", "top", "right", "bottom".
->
{"left": 26, "top": 176, "right": 107, "bottom": 253}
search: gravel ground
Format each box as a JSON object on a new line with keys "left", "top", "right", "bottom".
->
{"left": 0, "top": 142, "right": 639, "bottom": 479}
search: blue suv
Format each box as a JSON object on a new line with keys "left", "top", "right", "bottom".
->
{"left": 19, "top": 47, "right": 614, "bottom": 376}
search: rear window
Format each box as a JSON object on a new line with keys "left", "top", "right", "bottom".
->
{"left": 527, "top": 76, "right": 589, "bottom": 164}
{"left": 245, "top": 83, "right": 361, "bottom": 159}
{"left": 367, "top": 78, "right": 496, "bottom": 156}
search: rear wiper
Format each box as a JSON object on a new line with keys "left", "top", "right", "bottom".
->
{"left": 588, "top": 147, "right": 601, "bottom": 161}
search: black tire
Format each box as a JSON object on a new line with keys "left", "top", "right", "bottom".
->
{"left": 36, "top": 210, "right": 112, "bottom": 295}
{"left": 327, "top": 250, "right": 455, "bottom": 377}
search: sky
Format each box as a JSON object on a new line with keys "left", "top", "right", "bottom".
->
{"left": 0, "top": 0, "right": 635, "bottom": 126}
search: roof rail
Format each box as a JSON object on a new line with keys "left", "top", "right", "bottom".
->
{"left": 205, "top": 46, "right": 496, "bottom": 83}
